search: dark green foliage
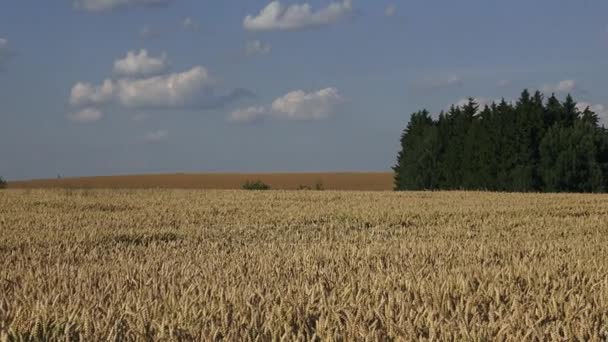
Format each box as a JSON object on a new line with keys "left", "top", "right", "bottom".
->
{"left": 314, "top": 181, "right": 324, "bottom": 191}
{"left": 393, "top": 110, "right": 441, "bottom": 190}
{"left": 0, "top": 176, "right": 6, "bottom": 189}
{"left": 297, "top": 181, "right": 324, "bottom": 191}
{"left": 394, "top": 91, "right": 608, "bottom": 193}
{"left": 242, "top": 180, "right": 271, "bottom": 190}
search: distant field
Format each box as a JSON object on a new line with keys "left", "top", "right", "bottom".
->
{"left": 1, "top": 190, "right": 608, "bottom": 340}
{"left": 8, "top": 172, "right": 394, "bottom": 191}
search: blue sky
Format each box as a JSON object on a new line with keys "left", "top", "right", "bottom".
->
{"left": 1, "top": 0, "right": 608, "bottom": 180}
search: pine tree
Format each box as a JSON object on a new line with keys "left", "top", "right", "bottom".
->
{"left": 511, "top": 90, "right": 544, "bottom": 191}
{"left": 393, "top": 90, "right": 608, "bottom": 193}
{"left": 393, "top": 110, "right": 440, "bottom": 190}
{"left": 540, "top": 122, "right": 604, "bottom": 192}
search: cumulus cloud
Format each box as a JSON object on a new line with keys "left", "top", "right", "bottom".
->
{"left": 246, "top": 40, "right": 271, "bottom": 56}
{"left": 577, "top": 102, "right": 608, "bottom": 126}
{"left": 243, "top": 0, "right": 353, "bottom": 31}
{"left": 143, "top": 129, "right": 169, "bottom": 142}
{"left": 229, "top": 106, "right": 267, "bottom": 123}
{"left": 68, "top": 50, "right": 252, "bottom": 122}
{"left": 70, "top": 79, "right": 115, "bottom": 107}
{"left": 69, "top": 63, "right": 252, "bottom": 123}
{"left": 68, "top": 107, "right": 104, "bottom": 123}
{"left": 541, "top": 80, "right": 577, "bottom": 94}
{"left": 182, "top": 17, "right": 199, "bottom": 31}
{"left": 71, "top": 66, "right": 214, "bottom": 109}
{"left": 272, "top": 88, "right": 343, "bottom": 119}
{"left": 113, "top": 49, "right": 169, "bottom": 77}
{"left": 385, "top": 4, "right": 396, "bottom": 17}
{"left": 73, "top": 0, "right": 173, "bottom": 12}
{"left": 230, "top": 87, "right": 343, "bottom": 123}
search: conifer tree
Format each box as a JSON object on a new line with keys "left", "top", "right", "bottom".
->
{"left": 394, "top": 90, "right": 608, "bottom": 193}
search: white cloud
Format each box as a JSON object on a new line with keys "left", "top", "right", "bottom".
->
{"left": 71, "top": 66, "right": 213, "bottom": 109}
{"left": 115, "top": 67, "right": 212, "bottom": 108}
{"left": 68, "top": 107, "right": 104, "bottom": 123}
{"left": 69, "top": 63, "right": 251, "bottom": 122}
{"left": 230, "top": 87, "right": 343, "bottom": 123}
{"left": 243, "top": 0, "right": 353, "bottom": 31}
{"left": 70, "top": 79, "right": 115, "bottom": 107}
{"left": 541, "top": 80, "right": 577, "bottom": 94}
{"left": 113, "top": 49, "right": 169, "bottom": 77}
{"left": 69, "top": 50, "right": 252, "bottom": 123}
{"left": 182, "top": 17, "right": 199, "bottom": 31}
{"left": 246, "top": 40, "right": 271, "bottom": 56}
{"left": 272, "top": 88, "right": 343, "bottom": 119}
{"left": 73, "top": 0, "right": 173, "bottom": 12}
{"left": 385, "top": 4, "right": 396, "bottom": 17}
{"left": 143, "top": 129, "right": 168, "bottom": 142}
{"left": 229, "top": 106, "right": 268, "bottom": 123}
{"left": 577, "top": 102, "right": 608, "bottom": 126}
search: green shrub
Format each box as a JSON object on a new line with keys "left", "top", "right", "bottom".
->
{"left": 242, "top": 180, "right": 271, "bottom": 190}
{"left": 297, "top": 181, "right": 324, "bottom": 191}
{"left": 314, "top": 180, "right": 324, "bottom": 191}
{"left": 0, "top": 176, "right": 7, "bottom": 189}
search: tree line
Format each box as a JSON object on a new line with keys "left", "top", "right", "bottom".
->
{"left": 393, "top": 90, "right": 608, "bottom": 192}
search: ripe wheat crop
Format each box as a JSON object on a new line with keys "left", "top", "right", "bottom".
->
{"left": 1, "top": 190, "right": 607, "bottom": 341}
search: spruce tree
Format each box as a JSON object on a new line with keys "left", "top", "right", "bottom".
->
{"left": 393, "top": 110, "right": 440, "bottom": 190}
{"left": 393, "top": 90, "right": 608, "bottom": 192}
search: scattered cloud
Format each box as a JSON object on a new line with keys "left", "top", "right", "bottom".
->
{"left": 113, "top": 49, "right": 169, "bottom": 77}
{"left": 71, "top": 66, "right": 213, "bottom": 108}
{"left": 143, "top": 129, "right": 169, "bottom": 143}
{"left": 230, "top": 87, "right": 343, "bottom": 123}
{"left": 385, "top": 4, "right": 396, "bottom": 17}
{"left": 0, "top": 38, "right": 13, "bottom": 67}
{"left": 70, "top": 79, "right": 115, "bottom": 107}
{"left": 577, "top": 102, "right": 608, "bottom": 126}
{"left": 541, "top": 80, "right": 577, "bottom": 94}
{"left": 72, "top": 0, "right": 174, "bottom": 12}
{"left": 417, "top": 75, "right": 463, "bottom": 90}
{"left": 243, "top": 0, "right": 353, "bottom": 31}
{"left": 272, "top": 88, "right": 343, "bottom": 119}
{"left": 229, "top": 106, "right": 267, "bottom": 123}
{"left": 69, "top": 53, "right": 253, "bottom": 122}
{"left": 182, "top": 17, "right": 199, "bottom": 31}
{"left": 67, "top": 107, "right": 104, "bottom": 123}
{"left": 246, "top": 40, "right": 271, "bottom": 56}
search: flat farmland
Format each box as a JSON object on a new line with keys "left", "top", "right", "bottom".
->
{"left": 1, "top": 190, "right": 608, "bottom": 340}
{"left": 8, "top": 172, "right": 393, "bottom": 191}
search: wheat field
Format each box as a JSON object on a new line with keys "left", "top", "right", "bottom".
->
{"left": 1, "top": 189, "right": 608, "bottom": 341}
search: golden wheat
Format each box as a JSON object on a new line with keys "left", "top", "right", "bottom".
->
{"left": 1, "top": 189, "right": 607, "bottom": 341}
